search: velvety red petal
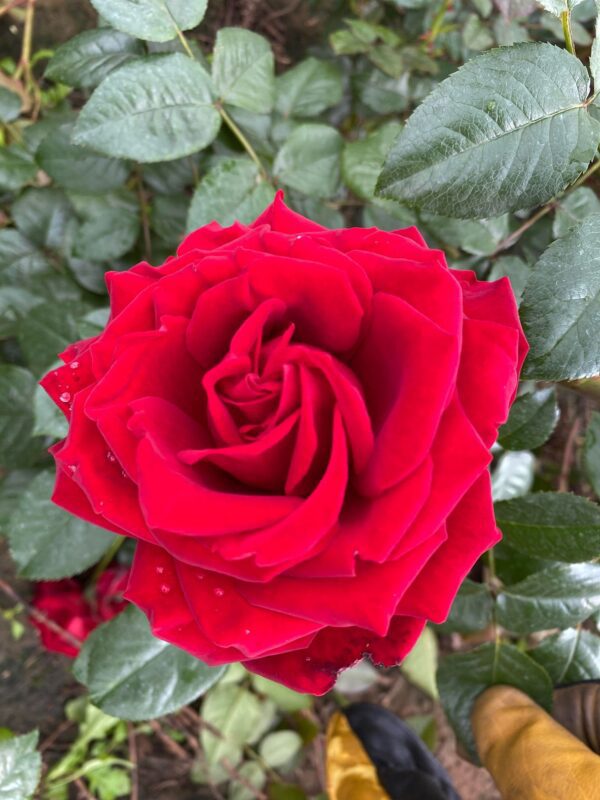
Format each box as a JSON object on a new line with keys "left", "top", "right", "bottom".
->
{"left": 251, "top": 190, "right": 327, "bottom": 234}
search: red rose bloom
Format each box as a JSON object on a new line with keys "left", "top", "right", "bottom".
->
{"left": 41, "top": 194, "right": 526, "bottom": 693}
{"left": 31, "top": 566, "right": 129, "bottom": 657}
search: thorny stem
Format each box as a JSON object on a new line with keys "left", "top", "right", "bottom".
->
{"left": 561, "top": 10, "right": 576, "bottom": 57}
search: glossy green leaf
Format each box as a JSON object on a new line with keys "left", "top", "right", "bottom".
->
{"left": 436, "top": 579, "right": 494, "bottom": 634}
{"left": 38, "top": 122, "right": 130, "bottom": 192}
{"left": 0, "top": 366, "right": 39, "bottom": 469}
{"left": 498, "top": 388, "right": 559, "bottom": 450}
{"left": 529, "top": 628, "right": 600, "bottom": 682}
{"left": 74, "top": 605, "right": 224, "bottom": 719}
{"left": 494, "top": 539, "right": 556, "bottom": 586}
{"left": 423, "top": 213, "right": 509, "bottom": 256}
{"left": 0, "top": 87, "right": 21, "bottom": 123}
{"left": 491, "top": 450, "right": 535, "bottom": 502}
{"left": 7, "top": 471, "right": 115, "bottom": 579}
{"left": 0, "top": 230, "right": 50, "bottom": 282}
{"left": 151, "top": 193, "right": 189, "bottom": 245}
{"left": 18, "top": 301, "right": 88, "bottom": 375}
{"left": 213, "top": 28, "right": 275, "bottom": 113}
{"left": 0, "top": 147, "right": 36, "bottom": 192}
{"left": 521, "top": 214, "right": 600, "bottom": 380}
{"left": 342, "top": 123, "right": 403, "bottom": 201}
{"left": 495, "top": 492, "right": 600, "bottom": 561}
{"left": 74, "top": 196, "right": 140, "bottom": 262}
{"left": 11, "top": 188, "right": 75, "bottom": 251}
{"left": 274, "top": 124, "right": 342, "bottom": 198}
{"left": 497, "top": 563, "right": 600, "bottom": 632}
{"left": 88, "top": 0, "right": 208, "bottom": 42}
{"left": 187, "top": 158, "right": 274, "bottom": 231}
{"left": 45, "top": 28, "right": 144, "bottom": 88}
{"left": 143, "top": 153, "right": 199, "bottom": 194}
{"left": 275, "top": 57, "right": 343, "bottom": 118}
{"left": 334, "top": 660, "right": 380, "bottom": 694}
{"left": 553, "top": 187, "right": 600, "bottom": 237}
{"left": 584, "top": 411, "right": 600, "bottom": 497}
{"left": 0, "top": 730, "right": 41, "bottom": 800}
{"left": 437, "top": 643, "right": 552, "bottom": 760}
{"left": 376, "top": 43, "right": 599, "bottom": 218}
{"left": 488, "top": 256, "right": 530, "bottom": 305}
{"left": 0, "top": 470, "right": 36, "bottom": 528}
{"left": 73, "top": 54, "right": 221, "bottom": 162}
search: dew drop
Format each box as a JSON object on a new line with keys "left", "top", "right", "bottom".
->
{"left": 59, "top": 392, "right": 71, "bottom": 403}
{"left": 69, "top": 361, "right": 79, "bottom": 370}
{"left": 196, "top": 574, "right": 205, "bottom": 581}
{"left": 106, "top": 451, "right": 116, "bottom": 463}
{"left": 67, "top": 464, "right": 77, "bottom": 475}
{"left": 121, "top": 469, "right": 127, "bottom": 478}
{"left": 213, "top": 587, "right": 225, "bottom": 597}
{"left": 160, "top": 583, "right": 171, "bottom": 594}
{"left": 244, "top": 628, "right": 251, "bottom": 636}
{"left": 155, "top": 565, "right": 165, "bottom": 575}
{"left": 304, "top": 656, "right": 312, "bottom": 662}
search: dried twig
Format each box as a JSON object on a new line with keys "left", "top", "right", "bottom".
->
{"left": 0, "top": 577, "right": 82, "bottom": 650}
{"left": 148, "top": 719, "right": 189, "bottom": 760}
{"left": 128, "top": 723, "right": 139, "bottom": 800}
{"left": 559, "top": 416, "right": 582, "bottom": 493}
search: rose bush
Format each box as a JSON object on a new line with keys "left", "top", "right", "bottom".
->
{"left": 40, "top": 193, "right": 526, "bottom": 693}
{"left": 31, "top": 566, "right": 129, "bottom": 657}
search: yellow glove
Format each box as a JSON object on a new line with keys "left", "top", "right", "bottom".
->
{"left": 326, "top": 711, "right": 389, "bottom": 800}
{"left": 472, "top": 685, "right": 600, "bottom": 800}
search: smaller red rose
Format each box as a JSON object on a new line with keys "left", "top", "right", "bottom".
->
{"left": 31, "top": 566, "right": 129, "bottom": 657}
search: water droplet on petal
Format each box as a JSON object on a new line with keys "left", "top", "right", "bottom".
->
{"left": 244, "top": 628, "right": 251, "bottom": 636}
{"left": 160, "top": 584, "right": 171, "bottom": 594}
{"left": 69, "top": 361, "right": 79, "bottom": 370}
{"left": 304, "top": 656, "right": 312, "bottom": 662}
{"left": 213, "top": 587, "right": 224, "bottom": 597}
{"left": 156, "top": 566, "right": 165, "bottom": 575}
{"left": 106, "top": 451, "right": 116, "bottom": 462}
{"left": 59, "top": 392, "right": 71, "bottom": 403}
{"left": 121, "top": 469, "right": 127, "bottom": 478}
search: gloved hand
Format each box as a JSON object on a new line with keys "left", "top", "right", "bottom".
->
{"left": 472, "top": 684, "right": 600, "bottom": 799}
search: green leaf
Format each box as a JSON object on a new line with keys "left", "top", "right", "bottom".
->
{"left": 423, "top": 213, "right": 509, "bottom": 257}
{"left": 488, "top": 256, "right": 530, "bottom": 305}
{"left": 143, "top": 153, "right": 200, "bottom": 194}
{"left": 228, "top": 762, "right": 266, "bottom": 800}
{"left": 553, "top": 187, "right": 600, "bottom": 237}
{"left": 498, "top": 388, "right": 559, "bottom": 450}
{"left": 38, "top": 123, "right": 130, "bottom": 193}
{"left": 275, "top": 57, "right": 343, "bottom": 118}
{"left": 0, "top": 229, "right": 51, "bottom": 283}
{"left": 250, "top": 675, "right": 311, "bottom": 712}
{"left": 463, "top": 12, "right": 495, "bottom": 50}
{"left": 151, "top": 193, "right": 189, "bottom": 245}
{"left": 88, "top": 0, "right": 208, "bottom": 43}
{"left": 74, "top": 605, "right": 224, "bottom": 719}
{"left": 401, "top": 626, "right": 439, "bottom": 699}
{"left": 584, "top": 411, "right": 600, "bottom": 497}
{"left": 436, "top": 579, "right": 494, "bottom": 634}
{"left": 529, "top": 628, "right": 600, "bottom": 683}
{"left": 0, "top": 87, "right": 21, "bottom": 123}
{"left": 259, "top": 732, "right": 302, "bottom": 770}
{"left": 45, "top": 28, "right": 144, "bottom": 88}
{"left": 0, "top": 470, "right": 37, "bottom": 528}
{"left": 213, "top": 28, "right": 275, "bottom": 113}
{"left": 342, "top": 123, "right": 403, "bottom": 201}
{"left": 376, "top": 43, "right": 599, "bottom": 218}
{"left": 187, "top": 158, "right": 274, "bottom": 231}
{"left": 32, "top": 374, "right": 69, "bottom": 440}
{"left": 274, "top": 124, "right": 342, "bottom": 198}
{"left": 0, "top": 730, "right": 41, "bottom": 800}
{"left": 495, "top": 492, "right": 600, "bottom": 562}
{"left": 75, "top": 211, "right": 140, "bottom": 261}
{"left": 201, "top": 685, "right": 273, "bottom": 780}
{"left": 334, "top": 660, "right": 380, "bottom": 694}
{"left": 491, "top": 450, "right": 535, "bottom": 502}
{"left": 7, "top": 471, "right": 115, "bottom": 579}
{"left": 497, "top": 563, "right": 600, "bottom": 633}
{"left": 437, "top": 643, "right": 552, "bottom": 760}
{"left": 18, "top": 301, "right": 88, "bottom": 375}
{"left": 0, "top": 366, "right": 39, "bottom": 469}
{"left": 591, "top": 4, "right": 600, "bottom": 89}
{"left": 12, "top": 188, "right": 75, "bottom": 251}
{"left": 521, "top": 214, "right": 600, "bottom": 380}
{"left": 73, "top": 54, "right": 221, "bottom": 163}
{"left": 0, "top": 146, "right": 37, "bottom": 192}
{"left": 358, "top": 68, "right": 409, "bottom": 115}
